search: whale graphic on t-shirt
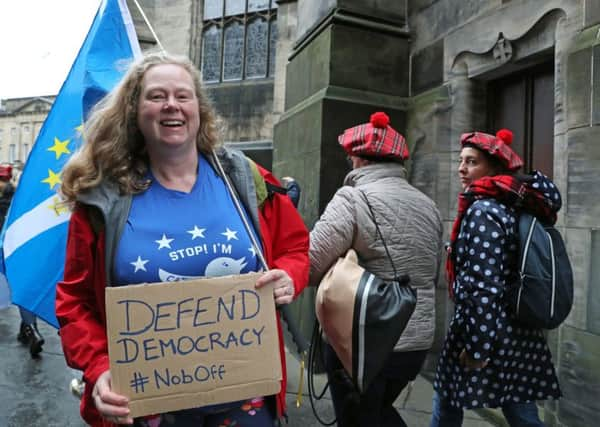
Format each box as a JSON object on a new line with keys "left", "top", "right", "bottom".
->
{"left": 204, "top": 257, "right": 247, "bottom": 277}
{"left": 158, "top": 268, "right": 202, "bottom": 282}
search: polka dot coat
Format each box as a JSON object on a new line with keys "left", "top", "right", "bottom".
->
{"left": 433, "top": 198, "right": 561, "bottom": 409}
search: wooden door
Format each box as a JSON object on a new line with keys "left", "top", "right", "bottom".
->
{"left": 488, "top": 62, "right": 555, "bottom": 177}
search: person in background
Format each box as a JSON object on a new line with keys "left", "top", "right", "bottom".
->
{"left": 309, "top": 112, "right": 443, "bottom": 427}
{"left": 55, "top": 51, "right": 309, "bottom": 427}
{"left": 10, "top": 159, "right": 23, "bottom": 187}
{"left": 430, "top": 129, "right": 562, "bottom": 427}
{"left": 16, "top": 306, "right": 44, "bottom": 357}
{"left": 0, "top": 164, "right": 45, "bottom": 358}
{"left": 281, "top": 176, "right": 301, "bottom": 208}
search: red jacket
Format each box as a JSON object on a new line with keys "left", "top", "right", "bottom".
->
{"left": 56, "top": 167, "right": 309, "bottom": 426}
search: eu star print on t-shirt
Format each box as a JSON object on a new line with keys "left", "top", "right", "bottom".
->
{"left": 113, "top": 154, "right": 261, "bottom": 285}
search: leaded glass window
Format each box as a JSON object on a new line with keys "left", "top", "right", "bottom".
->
{"left": 201, "top": 25, "right": 221, "bottom": 82}
{"left": 223, "top": 21, "right": 244, "bottom": 80}
{"left": 225, "top": 0, "right": 245, "bottom": 16}
{"left": 245, "top": 18, "right": 268, "bottom": 78}
{"left": 248, "top": 0, "right": 270, "bottom": 12}
{"left": 268, "top": 20, "right": 278, "bottom": 77}
{"left": 201, "top": 0, "right": 278, "bottom": 83}
{"left": 203, "top": 0, "right": 223, "bottom": 20}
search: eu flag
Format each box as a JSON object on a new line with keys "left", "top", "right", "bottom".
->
{"left": 1, "top": 0, "right": 141, "bottom": 326}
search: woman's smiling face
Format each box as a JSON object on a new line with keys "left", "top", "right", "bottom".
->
{"left": 136, "top": 63, "right": 200, "bottom": 154}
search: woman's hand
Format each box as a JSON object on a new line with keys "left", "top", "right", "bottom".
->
{"left": 256, "top": 269, "right": 295, "bottom": 306}
{"left": 459, "top": 349, "right": 488, "bottom": 371}
{"left": 92, "top": 370, "right": 133, "bottom": 425}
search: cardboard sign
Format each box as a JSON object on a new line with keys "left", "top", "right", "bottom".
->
{"left": 105, "top": 272, "right": 281, "bottom": 418}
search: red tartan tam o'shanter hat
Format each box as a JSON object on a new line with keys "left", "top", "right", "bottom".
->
{"left": 460, "top": 129, "right": 523, "bottom": 171}
{"left": 338, "top": 112, "right": 409, "bottom": 161}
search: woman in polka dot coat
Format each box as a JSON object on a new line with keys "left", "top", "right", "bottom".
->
{"left": 431, "top": 129, "right": 562, "bottom": 427}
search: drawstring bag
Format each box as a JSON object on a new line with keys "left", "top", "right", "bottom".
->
{"left": 314, "top": 190, "right": 417, "bottom": 394}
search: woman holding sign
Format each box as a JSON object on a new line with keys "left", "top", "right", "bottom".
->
{"left": 56, "top": 51, "right": 309, "bottom": 427}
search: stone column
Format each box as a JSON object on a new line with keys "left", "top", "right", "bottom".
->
{"left": 273, "top": 0, "right": 409, "bottom": 226}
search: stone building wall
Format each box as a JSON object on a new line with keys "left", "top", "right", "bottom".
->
{"left": 127, "top": 0, "right": 194, "bottom": 54}
{"left": 0, "top": 97, "right": 53, "bottom": 167}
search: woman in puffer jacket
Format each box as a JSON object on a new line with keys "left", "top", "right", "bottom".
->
{"left": 309, "top": 112, "right": 444, "bottom": 427}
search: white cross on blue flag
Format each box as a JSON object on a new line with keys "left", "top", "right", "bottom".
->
{"left": 0, "top": 0, "right": 141, "bottom": 326}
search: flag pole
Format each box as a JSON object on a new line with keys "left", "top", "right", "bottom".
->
{"left": 131, "top": 0, "right": 165, "bottom": 51}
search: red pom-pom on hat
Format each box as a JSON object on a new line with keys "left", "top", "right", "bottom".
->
{"left": 370, "top": 111, "right": 390, "bottom": 128}
{"left": 496, "top": 128, "right": 513, "bottom": 145}
{"left": 338, "top": 112, "right": 409, "bottom": 160}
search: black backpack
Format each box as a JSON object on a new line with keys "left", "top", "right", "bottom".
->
{"left": 508, "top": 212, "right": 574, "bottom": 329}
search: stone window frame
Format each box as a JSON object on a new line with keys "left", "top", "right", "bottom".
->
{"left": 201, "top": 0, "right": 278, "bottom": 84}
{"left": 8, "top": 144, "right": 16, "bottom": 163}
{"left": 22, "top": 143, "right": 30, "bottom": 161}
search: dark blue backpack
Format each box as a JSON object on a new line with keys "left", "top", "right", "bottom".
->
{"left": 509, "top": 212, "right": 574, "bottom": 329}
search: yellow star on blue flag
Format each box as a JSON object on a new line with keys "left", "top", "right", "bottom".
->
{"left": 48, "top": 137, "right": 71, "bottom": 160}
{"left": 41, "top": 169, "right": 62, "bottom": 190}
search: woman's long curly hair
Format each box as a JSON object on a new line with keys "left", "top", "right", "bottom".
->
{"left": 60, "top": 51, "right": 220, "bottom": 204}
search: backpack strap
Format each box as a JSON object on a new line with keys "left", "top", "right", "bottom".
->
{"left": 266, "top": 182, "right": 288, "bottom": 196}
{"left": 245, "top": 157, "right": 287, "bottom": 207}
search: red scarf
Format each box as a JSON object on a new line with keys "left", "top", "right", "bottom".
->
{"left": 445, "top": 175, "right": 556, "bottom": 299}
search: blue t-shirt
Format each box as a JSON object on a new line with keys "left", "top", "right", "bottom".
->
{"left": 113, "top": 154, "right": 261, "bottom": 285}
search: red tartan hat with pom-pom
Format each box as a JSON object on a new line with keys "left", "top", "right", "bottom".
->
{"left": 338, "top": 111, "right": 409, "bottom": 161}
{"left": 459, "top": 128, "right": 523, "bottom": 171}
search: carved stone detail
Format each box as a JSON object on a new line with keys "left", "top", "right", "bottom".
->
{"left": 492, "top": 33, "right": 513, "bottom": 63}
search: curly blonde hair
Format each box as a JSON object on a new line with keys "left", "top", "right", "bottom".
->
{"left": 60, "top": 51, "right": 220, "bottom": 204}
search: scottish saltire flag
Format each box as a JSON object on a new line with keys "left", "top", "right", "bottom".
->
{"left": 1, "top": 0, "right": 141, "bottom": 326}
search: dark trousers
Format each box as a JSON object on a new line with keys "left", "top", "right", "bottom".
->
{"left": 18, "top": 306, "right": 36, "bottom": 324}
{"left": 323, "top": 342, "right": 428, "bottom": 427}
{"left": 430, "top": 392, "right": 545, "bottom": 427}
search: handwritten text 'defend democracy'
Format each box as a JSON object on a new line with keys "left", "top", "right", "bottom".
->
{"left": 113, "top": 289, "right": 266, "bottom": 364}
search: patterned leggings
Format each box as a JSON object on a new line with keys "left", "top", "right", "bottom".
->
{"left": 134, "top": 397, "right": 275, "bottom": 427}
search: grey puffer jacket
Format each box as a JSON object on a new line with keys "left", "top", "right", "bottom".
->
{"left": 310, "top": 163, "right": 443, "bottom": 352}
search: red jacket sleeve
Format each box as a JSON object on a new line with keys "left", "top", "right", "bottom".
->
{"left": 55, "top": 206, "right": 110, "bottom": 386}
{"left": 257, "top": 167, "right": 310, "bottom": 296}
